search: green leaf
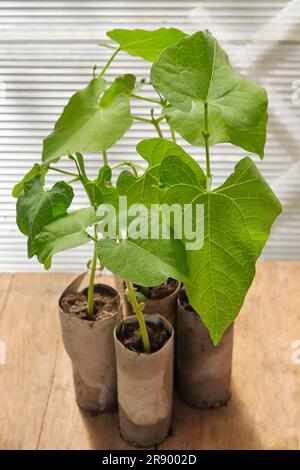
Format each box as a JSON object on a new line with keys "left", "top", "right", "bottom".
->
{"left": 85, "top": 165, "right": 119, "bottom": 208}
{"left": 151, "top": 31, "right": 268, "bottom": 158}
{"left": 96, "top": 233, "right": 188, "bottom": 287}
{"left": 42, "top": 76, "right": 133, "bottom": 164}
{"left": 117, "top": 138, "right": 205, "bottom": 206}
{"left": 164, "top": 102, "right": 268, "bottom": 158}
{"left": 16, "top": 176, "right": 74, "bottom": 257}
{"left": 12, "top": 164, "right": 47, "bottom": 198}
{"left": 107, "top": 28, "right": 187, "bottom": 62}
{"left": 160, "top": 155, "right": 282, "bottom": 344}
{"left": 100, "top": 74, "right": 136, "bottom": 107}
{"left": 31, "top": 207, "right": 96, "bottom": 269}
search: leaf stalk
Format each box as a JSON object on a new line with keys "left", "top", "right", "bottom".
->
{"left": 151, "top": 109, "right": 163, "bottom": 138}
{"left": 98, "top": 48, "right": 120, "bottom": 78}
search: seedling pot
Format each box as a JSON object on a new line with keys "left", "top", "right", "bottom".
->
{"left": 124, "top": 280, "right": 180, "bottom": 328}
{"left": 177, "top": 291, "right": 234, "bottom": 409}
{"left": 59, "top": 273, "right": 122, "bottom": 414}
{"left": 114, "top": 314, "right": 174, "bottom": 447}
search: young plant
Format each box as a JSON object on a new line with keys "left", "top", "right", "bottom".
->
{"left": 12, "top": 27, "right": 189, "bottom": 353}
{"left": 13, "top": 28, "right": 282, "bottom": 351}
{"left": 98, "top": 30, "right": 282, "bottom": 345}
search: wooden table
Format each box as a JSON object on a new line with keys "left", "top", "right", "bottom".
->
{"left": 0, "top": 261, "right": 299, "bottom": 450}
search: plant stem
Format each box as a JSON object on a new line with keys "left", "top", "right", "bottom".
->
{"left": 131, "top": 94, "right": 163, "bottom": 105}
{"left": 48, "top": 166, "right": 78, "bottom": 177}
{"left": 151, "top": 109, "right": 163, "bottom": 138}
{"left": 125, "top": 280, "right": 151, "bottom": 354}
{"left": 67, "top": 176, "right": 81, "bottom": 184}
{"left": 102, "top": 150, "right": 108, "bottom": 165}
{"left": 203, "top": 102, "right": 212, "bottom": 191}
{"left": 170, "top": 127, "right": 177, "bottom": 143}
{"left": 132, "top": 115, "right": 154, "bottom": 124}
{"left": 98, "top": 48, "right": 120, "bottom": 78}
{"left": 131, "top": 166, "right": 139, "bottom": 178}
{"left": 112, "top": 160, "right": 143, "bottom": 176}
{"left": 68, "top": 153, "right": 84, "bottom": 181}
{"left": 98, "top": 43, "right": 118, "bottom": 50}
{"left": 87, "top": 227, "right": 98, "bottom": 319}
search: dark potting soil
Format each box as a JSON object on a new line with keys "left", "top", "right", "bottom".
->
{"left": 179, "top": 287, "right": 196, "bottom": 314}
{"left": 60, "top": 285, "right": 120, "bottom": 321}
{"left": 118, "top": 319, "right": 170, "bottom": 353}
{"left": 136, "top": 278, "right": 178, "bottom": 300}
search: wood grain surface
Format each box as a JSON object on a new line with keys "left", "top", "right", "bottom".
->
{"left": 0, "top": 262, "right": 299, "bottom": 450}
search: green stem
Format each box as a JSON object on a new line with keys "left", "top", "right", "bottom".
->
{"left": 131, "top": 94, "right": 163, "bottom": 105}
{"left": 203, "top": 102, "right": 212, "bottom": 191}
{"left": 132, "top": 115, "right": 154, "bottom": 124}
{"left": 87, "top": 227, "right": 98, "bottom": 319}
{"left": 98, "top": 48, "right": 120, "bottom": 78}
{"left": 131, "top": 166, "right": 138, "bottom": 178}
{"left": 98, "top": 43, "right": 118, "bottom": 50}
{"left": 68, "top": 153, "right": 84, "bottom": 181}
{"left": 125, "top": 280, "right": 151, "bottom": 354}
{"left": 102, "top": 150, "right": 108, "bottom": 165}
{"left": 67, "top": 176, "right": 81, "bottom": 184}
{"left": 112, "top": 161, "right": 143, "bottom": 176}
{"left": 48, "top": 166, "right": 78, "bottom": 177}
{"left": 151, "top": 109, "right": 163, "bottom": 138}
{"left": 170, "top": 127, "right": 177, "bottom": 143}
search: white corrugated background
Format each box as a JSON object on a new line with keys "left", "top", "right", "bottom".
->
{"left": 0, "top": 0, "right": 300, "bottom": 271}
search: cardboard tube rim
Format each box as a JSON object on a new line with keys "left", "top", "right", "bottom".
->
{"left": 114, "top": 313, "right": 174, "bottom": 359}
{"left": 58, "top": 272, "right": 121, "bottom": 327}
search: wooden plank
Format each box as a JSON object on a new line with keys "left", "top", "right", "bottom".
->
{"left": 0, "top": 272, "right": 73, "bottom": 450}
{"left": 159, "top": 261, "right": 300, "bottom": 450}
{"left": 37, "top": 274, "right": 139, "bottom": 450}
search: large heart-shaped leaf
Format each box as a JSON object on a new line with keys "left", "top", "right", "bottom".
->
{"left": 160, "top": 155, "right": 282, "bottom": 344}
{"left": 151, "top": 31, "right": 268, "bottom": 158}
{"left": 16, "top": 175, "right": 74, "bottom": 256}
{"left": 107, "top": 28, "right": 187, "bottom": 62}
{"left": 117, "top": 138, "right": 205, "bottom": 207}
{"left": 42, "top": 76, "right": 133, "bottom": 164}
{"left": 30, "top": 207, "right": 96, "bottom": 269}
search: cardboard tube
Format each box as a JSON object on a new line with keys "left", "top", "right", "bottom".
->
{"left": 114, "top": 314, "right": 174, "bottom": 447}
{"left": 59, "top": 274, "right": 122, "bottom": 414}
{"left": 177, "top": 296, "right": 234, "bottom": 409}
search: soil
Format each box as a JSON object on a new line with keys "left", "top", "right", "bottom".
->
{"left": 118, "top": 318, "right": 170, "bottom": 353}
{"left": 60, "top": 284, "right": 120, "bottom": 321}
{"left": 135, "top": 278, "right": 178, "bottom": 300}
{"left": 178, "top": 287, "right": 196, "bottom": 314}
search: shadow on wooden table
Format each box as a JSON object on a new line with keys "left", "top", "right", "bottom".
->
{"left": 160, "top": 387, "right": 262, "bottom": 450}
{"left": 78, "top": 383, "right": 261, "bottom": 450}
{"left": 78, "top": 408, "right": 134, "bottom": 450}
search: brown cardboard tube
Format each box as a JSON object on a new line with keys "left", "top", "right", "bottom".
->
{"left": 58, "top": 273, "right": 122, "bottom": 414}
{"left": 177, "top": 294, "right": 234, "bottom": 409}
{"left": 114, "top": 314, "right": 174, "bottom": 447}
